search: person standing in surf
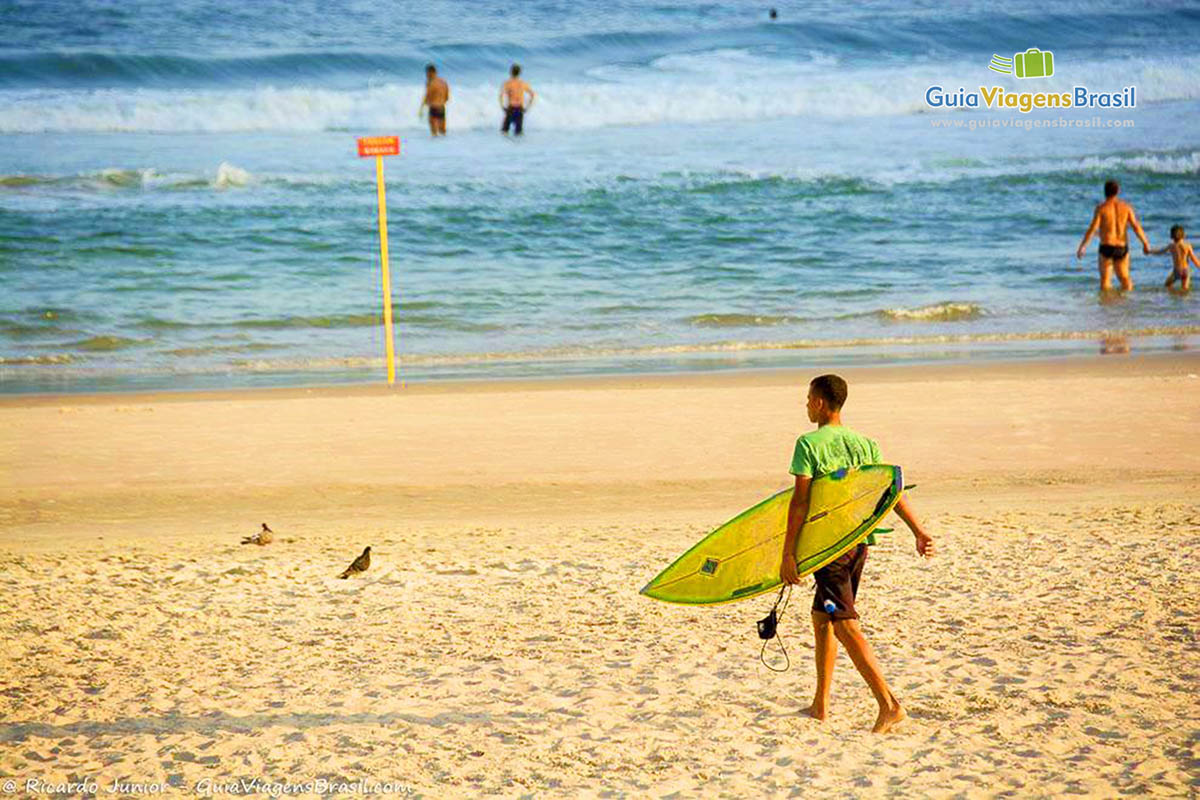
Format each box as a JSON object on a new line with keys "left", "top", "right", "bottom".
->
{"left": 1076, "top": 179, "right": 1152, "bottom": 292}
{"left": 499, "top": 64, "right": 535, "bottom": 136}
{"left": 1149, "top": 224, "right": 1197, "bottom": 292}
{"left": 780, "top": 374, "right": 936, "bottom": 734}
{"left": 419, "top": 64, "right": 450, "bottom": 136}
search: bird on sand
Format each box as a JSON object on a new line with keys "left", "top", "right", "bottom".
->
{"left": 241, "top": 523, "right": 274, "bottom": 546}
{"left": 338, "top": 546, "right": 371, "bottom": 578}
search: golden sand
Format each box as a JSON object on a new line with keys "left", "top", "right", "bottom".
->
{"left": 1, "top": 355, "right": 1197, "bottom": 797}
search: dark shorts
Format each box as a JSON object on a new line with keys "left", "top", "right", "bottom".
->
{"left": 428, "top": 105, "right": 445, "bottom": 120}
{"left": 502, "top": 106, "right": 524, "bottom": 135}
{"left": 811, "top": 543, "right": 868, "bottom": 621}
{"left": 1099, "top": 243, "right": 1129, "bottom": 260}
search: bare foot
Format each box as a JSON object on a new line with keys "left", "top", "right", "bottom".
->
{"left": 872, "top": 702, "right": 906, "bottom": 734}
{"left": 800, "top": 703, "right": 827, "bottom": 721}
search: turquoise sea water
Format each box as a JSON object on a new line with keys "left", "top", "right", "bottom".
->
{"left": 2, "top": 1, "right": 1198, "bottom": 392}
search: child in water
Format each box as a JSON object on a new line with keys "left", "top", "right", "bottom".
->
{"left": 1149, "top": 225, "right": 1198, "bottom": 291}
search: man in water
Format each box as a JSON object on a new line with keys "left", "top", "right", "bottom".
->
{"left": 419, "top": 64, "right": 449, "bottom": 136}
{"left": 1076, "top": 179, "right": 1151, "bottom": 291}
{"left": 499, "top": 63, "right": 535, "bottom": 136}
{"left": 780, "top": 374, "right": 936, "bottom": 734}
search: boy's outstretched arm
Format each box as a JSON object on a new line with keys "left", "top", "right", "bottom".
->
{"left": 894, "top": 495, "right": 936, "bottom": 558}
{"left": 780, "top": 475, "right": 812, "bottom": 585}
{"left": 1188, "top": 245, "right": 1200, "bottom": 269}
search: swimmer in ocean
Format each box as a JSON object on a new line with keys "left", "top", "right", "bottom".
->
{"left": 419, "top": 63, "right": 449, "bottom": 136}
{"left": 1076, "top": 179, "right": 1151, "bottom": 291}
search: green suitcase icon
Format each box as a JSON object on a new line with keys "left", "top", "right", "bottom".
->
{"left": 1014, "top": 48, "right": 1054, "bottom": 79}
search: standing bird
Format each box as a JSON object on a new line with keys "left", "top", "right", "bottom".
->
{"left": 338, "top": 546, "right": 371, "bottom": 579}
{"left": 241, "top": 523, "right": 274, "bottom": 546}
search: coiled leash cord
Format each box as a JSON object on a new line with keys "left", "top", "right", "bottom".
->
{"left": 757, "top": 584, "right": 793, "bottom": 672}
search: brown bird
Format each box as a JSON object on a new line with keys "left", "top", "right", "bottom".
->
{"left": 241, "top": 523, "right": 274, "bottom": 546}
{"left": 338, "top": 546, "right": 371, "bottom": 578}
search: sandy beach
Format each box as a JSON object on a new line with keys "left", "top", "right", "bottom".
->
{"left": 1, "top": 354, "right": 1198, "bottom": 798}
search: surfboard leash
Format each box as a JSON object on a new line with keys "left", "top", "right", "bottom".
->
{"left": 757, "top": 584, "right": 793, "bottom": 672}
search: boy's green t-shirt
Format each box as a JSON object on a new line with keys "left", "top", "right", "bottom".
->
{"left": 789, "top": 424, "right": 883, "bottom": 545}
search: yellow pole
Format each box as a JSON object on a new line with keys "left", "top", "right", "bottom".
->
{"left": 375, "top": 154, "right": 397, "bottom": 385}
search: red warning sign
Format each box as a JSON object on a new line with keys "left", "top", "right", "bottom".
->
{"left": 357, "top": 136, "right": 400, "bottom": 157}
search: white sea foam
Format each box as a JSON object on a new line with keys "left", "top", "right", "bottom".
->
{"left": 213, "top": 162, "right": 251, "bottom": 188}
{"left": 880, "top": 302, "right": 985, "bottom": 322}
{"left": 1073, "top": 151, "right": 1200, "bottom": 175}
{"left": 1, "top": 54, "right": 1195, "bottom": 134}
{"left": 66, "top": 164, "right": 256, "bottom": 191}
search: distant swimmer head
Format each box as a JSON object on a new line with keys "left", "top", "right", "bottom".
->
{"left": 1171, "top": 224, "right": 1185, "bottom": 241}
{"left": 511, "top": 63, "right": 522, "bottom": 77}
{"left": 1104, "top": 179, "right": 1120, "bottom": 198}
{"left": 769, "top": 8, "right": 778, "bottom": 19}
{"left": 807, "top": 374, "right": 848, "bottom": 423}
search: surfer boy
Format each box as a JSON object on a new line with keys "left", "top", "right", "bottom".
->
{"left": 780, "top": 374, "right": 936, "bottom": 734}
{"left": 420, "top": 64, "right": 449, "bottom": 136}
{"left": 499, "top": 64, "right": 535, "bottom": 135}
{"left": 1149, "top": 225, "right": 1197, "bottom": 291}
{"left": 1076, "top": 179, "right": 1152, "bottom": 291}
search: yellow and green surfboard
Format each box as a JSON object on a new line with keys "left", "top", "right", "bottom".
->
{"left": 641, "top": 464, "right": 903, "bottom": 605}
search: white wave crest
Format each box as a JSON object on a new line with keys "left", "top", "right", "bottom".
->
{"left": 879, "top": 302, "right": 985, "bottom": 322}
{"left": 214, "top": 162, "right": 251, "bottom": 188}
{"left": 1073, "top": 151, "right": 1200, "bottom": 175}
{"left": 1, "top": 52, "right": 1196, "bottom": 134}
{"left": 80, "top": 164, "right": 254, "bottom": 190}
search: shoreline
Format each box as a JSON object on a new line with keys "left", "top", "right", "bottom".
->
{"left": 2, "top": 348, "right": 1197, "bottom": 407}
{"left": 4, "top": 351, "right": 1197, "bottom": 550}
{"left": 2, "top": 325, "right": 1198, "bottom": 399}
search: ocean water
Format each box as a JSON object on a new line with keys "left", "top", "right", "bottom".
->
{"left": 2, "top": 0, "right": 1198, "bottom": 393}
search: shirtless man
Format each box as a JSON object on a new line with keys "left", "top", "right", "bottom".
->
{"left": 419, "top": 64, "right": 449, "bottom": 136}
{"left": 1076, "top": 179, "right": 1151, "bottom": 291}
{"left": 499, "top": 64, "right": 535, "bottom": 136}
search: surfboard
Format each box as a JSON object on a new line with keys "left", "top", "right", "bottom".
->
{"left": 640, "top": 464, "right": 903, "bottom": 605}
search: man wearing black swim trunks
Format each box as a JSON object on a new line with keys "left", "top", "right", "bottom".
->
{"left": 420, "top": 64, "right": 450, "bottom": 137}
{"left": 500, "top": 63, "right": 535, "bottom": 136}
{"left": 1076, "top": 179, "right": 1152, "bottom": 291}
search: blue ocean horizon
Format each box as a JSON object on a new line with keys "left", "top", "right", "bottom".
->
{"left": 2, "top": 0, "right": 1198, "bottom": 393}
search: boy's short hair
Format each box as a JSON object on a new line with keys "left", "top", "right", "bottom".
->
{"left": 426, "top": 63, "right": 436, "bottom": 73}
{"left": 1104, "top": 180, "right": 1120, "bottom": 198}
{"left": 1171, "top": 224, "right": 1185, "bottom": 241}
{"left": 511, "top": 63, "right": 521, "bottom": 77}
{"left": 810, "top": 374, "right": 848, "bottom": 411}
